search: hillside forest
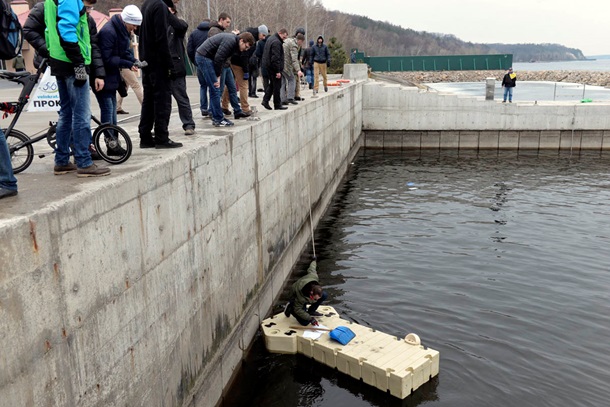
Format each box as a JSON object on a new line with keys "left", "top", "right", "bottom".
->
{"left": 21, "top": 0, "right": 586, "bottom": 63}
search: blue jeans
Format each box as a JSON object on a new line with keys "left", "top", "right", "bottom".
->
{"left": 95, "top": 90, "right": 117, "bottom": 126}
{"left": 195, "top": 62, "right": 209, "bottom": 113}
{"left": 56, "top": 75, "right": 92, "bottom": 168}
{"left": 305, "top": 68, "right": 313, "bottom": 85}
{"left": 0, "top": 128, "right": 18, "bottom": 191}
{"left": 220, "top": 66, "right": 242, "bottom": 113}
{"left": 503, "top": 86, "right": 513, "bottom": 102}
{"left": 197, "top": 55, "right": 223, "bottom": 122}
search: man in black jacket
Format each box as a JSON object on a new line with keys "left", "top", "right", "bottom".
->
{"left": 138, "top": 0, "right": 182, "bottom": 149}
{"left": 195, "top": 32, "right": 255, "bottom": 126}
{"left": 167, "top": 1, "right": 195, "bottom": 135}
{"left": 311, "top": 35, "right": 331, "bottom": 94}
{"left": 501, "top": 67, "right": 516, "bottom": 103}
{"left": 261, "top": 28, "right": 288, "bottom": 111}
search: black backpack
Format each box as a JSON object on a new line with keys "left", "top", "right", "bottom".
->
{"left": 0, "top": 0, "right": 23, "bottom": 60}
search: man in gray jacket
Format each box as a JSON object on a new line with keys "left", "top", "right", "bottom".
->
{"left": 281, "top": 33, "right": 304, "bottom": 105}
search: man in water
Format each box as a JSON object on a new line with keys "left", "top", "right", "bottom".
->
{"left": 284, "top": 257, "right": 328, "bottom": 326}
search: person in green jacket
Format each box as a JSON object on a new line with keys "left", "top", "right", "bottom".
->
{"left": 284, "top": 258, "right": 328, "bottom": 326}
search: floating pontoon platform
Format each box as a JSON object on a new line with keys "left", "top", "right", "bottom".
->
{"left": 261, "top": 306, "right": 440, "bottom": 399}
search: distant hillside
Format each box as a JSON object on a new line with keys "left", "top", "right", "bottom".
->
{"left": 339, "top": 13, "right": 586, "bottom": 62}
{"left": 486, "top": 43, "right": 586, "bottom": 62}
{"left": 53, "top": 0, "right": 585, "bottom": 63}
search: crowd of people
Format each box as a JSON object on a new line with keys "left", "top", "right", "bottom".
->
{"left": 1, "top": 0, "right": 335, "bottom": 198}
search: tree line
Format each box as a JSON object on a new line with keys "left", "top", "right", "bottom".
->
{"left": 22, "top": 0, "right": 585, "bottom": 63}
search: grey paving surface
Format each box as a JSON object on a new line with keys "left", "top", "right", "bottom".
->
{"left": 0, "top": 75, "right": 335, "bottom": 221}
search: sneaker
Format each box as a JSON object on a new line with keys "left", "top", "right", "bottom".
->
{"left": 234, "top": 111, "right": 251, "bottom": 119}
{"left": 201, "top": 110, "right": 209, "bottom": 117}
{"left": 502, "top": 100, "right": 506, "bottom": 103}
{"left": 294, "top": 96, "right": 305, "bottom": 101}
{"left": 213, "top": 119, "right": 234, "bottom": 127}
{"left": 184, "top": 128, "right": 195, "bottom": 135}
{"left": 107, "top": 146, "right": 127, "bottom": 156}
{"left": 89, "top": 144, "right": 102, "bottom": 160}
{"left": 324, "top": 86, "right": 328, "bottom": 92}
{"left": 54, "top": 162, "right": 77, "bottom": 175}
{"left": 284, "top": 302, "right": 292, "bottom": 317}
{"left": 222, "top": 108, "right": 232, "bottom": 116}
{"left": 76, "top": 164, "right": 111, "bottom": 178}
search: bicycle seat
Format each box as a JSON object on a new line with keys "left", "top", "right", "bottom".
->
{"left": 0, "top": 70, "right": 33, "bottom": 82}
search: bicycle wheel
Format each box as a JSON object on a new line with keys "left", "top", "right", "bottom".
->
{"left": 3, "top": 128, "right": 34, "bottom": 174}
{"left": 46, "top": 122, "right": 57, "bottom": 150}
{"left": 93, "top": 123, "right": 132, "bottom": 165}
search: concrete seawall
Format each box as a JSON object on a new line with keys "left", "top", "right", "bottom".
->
{"left": 0, "top": 81, "right": 362, "bottom": 406}
{"left": 3, "top": 65, "right": 610, "bottom": 407}
{"left": 362, "top": 81, "right": 610, "bottom": 150}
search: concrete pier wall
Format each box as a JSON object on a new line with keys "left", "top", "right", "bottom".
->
{"left": 362, "top": 81, "right": 610, "bottom": 149}
{"left": 0, "top": 84, "right": 363, "bottom": 407}
{"left": 4, "top": 71, "right": 610, "bottom": 407}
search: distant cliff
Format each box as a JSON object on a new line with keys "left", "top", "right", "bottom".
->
{"left": 486, "top": 43, "right": 587, "bottom": 62}
{"left": 84, "top": 1, "right": 587, "bottom": 63}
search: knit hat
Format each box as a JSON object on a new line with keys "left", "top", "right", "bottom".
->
{"left": 258, "top": 25, "right": 269, "bottom": 36}
{"left": 121, "top": 5, "right": 143, "bottom": 26}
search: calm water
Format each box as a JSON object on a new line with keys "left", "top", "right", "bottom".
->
{"left": 224, "top": 150, "right": 610, "bottom": 407}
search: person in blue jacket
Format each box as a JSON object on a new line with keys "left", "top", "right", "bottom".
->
{"left": 43, "top": 0, "right": 110, "bottom": 177}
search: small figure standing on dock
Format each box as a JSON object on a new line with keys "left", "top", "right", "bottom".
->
{"left": 284, "top": 257, "right": 328, "bottom": 326}
{"left": 502, "top": 67, "right": 517, "bottom": 103}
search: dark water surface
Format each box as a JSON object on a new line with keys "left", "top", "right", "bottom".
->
{"left": 224, "top": 150, "right": 610, "bottom": 407}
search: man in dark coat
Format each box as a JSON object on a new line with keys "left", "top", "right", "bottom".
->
{"left": 187, "top": 19, "right": 211, "bottom": 117}
{"left": 501, "top": 67, "right": 517, "bottom": 103}
{"left": 261, "top": 28, "right": 288, "bottom": 110}
{"left": 195, "top": 32, "right": 255, "bottom": 126}
{"left": 245, "top": 25, "right": 268, "bottom": 98}
{"left": 167, "top": 1, "right": 195, "bottom": 135}
{"left": 97, "top": 6, "right": 141, "bottom": 130}
{"left": 310, "top": 35, "right": 331, "bottom": 94}
{"left": 138, "top": 0, "right": 182, "bottom": 149}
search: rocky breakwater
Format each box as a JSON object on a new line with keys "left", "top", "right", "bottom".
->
{"left": 387, "top": 70, "right": 610, "bottom": 87}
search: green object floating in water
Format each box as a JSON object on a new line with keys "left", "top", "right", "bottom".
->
{"left": 581, "top": 99, "right": 593, "bottom": 103}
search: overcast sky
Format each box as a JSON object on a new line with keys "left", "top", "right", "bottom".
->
{"left": 320, "top": 0, "right": 609, "bottom": 56}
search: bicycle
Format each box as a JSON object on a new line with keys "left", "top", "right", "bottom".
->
{"left": 0, "top": 59, "right": 132, "bottom": 174}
